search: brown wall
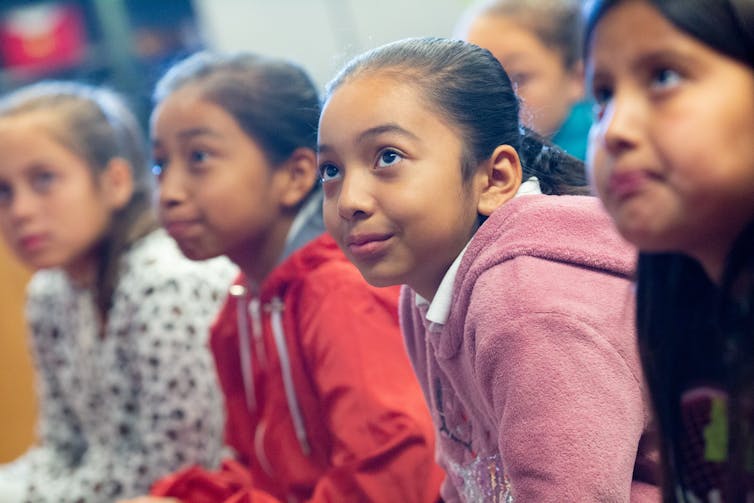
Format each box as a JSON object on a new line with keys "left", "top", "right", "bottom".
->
{"left": 0, "top": 242, "right": 36, "bottom": 462}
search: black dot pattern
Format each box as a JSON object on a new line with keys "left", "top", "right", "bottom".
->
{"left": 0, "top": 230, "right": 237, "bottom": 502}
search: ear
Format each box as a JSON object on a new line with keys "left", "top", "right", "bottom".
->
{"left": 100, "top": 157, "right": 134, "bottom": 210}
{"left": 475, "top": 144, "right": 522, "bottom": 217}
{"left": 277, "top": 147, "right": 318, "bottom": 209}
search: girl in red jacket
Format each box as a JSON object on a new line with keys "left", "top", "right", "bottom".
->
{"left": 122, "top": 51, "right": 443, "bottom": 503}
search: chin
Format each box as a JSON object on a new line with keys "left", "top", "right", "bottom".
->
{"left": 176, "top": 242, "right": 222, "bottom": 262}
{"left": 359, "top": 268, "right": 404, "bottom": 289}
{"left": 618, "top": 227, "right": 677, "bottom": 255}
{"left": 26, "top": 261, "right": 59, "bottom": 272}
{"left": 18, "top": 252, "right": 62, "bottom": 272}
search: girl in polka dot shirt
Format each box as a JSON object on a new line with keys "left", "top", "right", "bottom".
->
{"left": 0, "top": 82, "right": 236, "bottom": 502}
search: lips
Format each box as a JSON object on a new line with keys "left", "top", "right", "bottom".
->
{"left": 607, "top": 170, "right": 656, "bottom": 201}
{"left": 163, "top": 219, "right": 201, "bottom": 240}
{"left": 345, "top": 232, "right": 394, "bottom": 260}
{"left": 18, "top": 233, "right": 48, "bottom": 253}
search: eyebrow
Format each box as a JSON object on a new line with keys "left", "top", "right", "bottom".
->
{"left": 176, "top": 127, "right": 223, "bottom": 140}
{"left": 500, "top": 52, "right": 530, "bottom": 65}
{"left": 151, "top": 126, "right": 222, "bottom": 148}
{"left": 318, "top": 123, "right": 420, "bottom": 154}
{"left": 635, "top": 47, "right": 699, "bottom": 68}
{"left": 592, "top": 45, "right": 698, "bottom": 77}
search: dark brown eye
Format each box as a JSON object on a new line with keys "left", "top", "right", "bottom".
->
{"left": 319, "top": 163, "right": 341, "bottom": 182}
{"left": 377, "top": 149, "right": 402, "bottom": 168}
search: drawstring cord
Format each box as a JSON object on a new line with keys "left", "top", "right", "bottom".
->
{"left": 269, "top": 297, "right": 311, "bottom": 456}
{"left": 231, "top": 285, "right": 311, "bottom": 457}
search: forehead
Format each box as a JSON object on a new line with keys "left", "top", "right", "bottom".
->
{"left": 468, "top": 14, "right": 537, "bottom": 45}
{"left": 320, "top": 72, "right": 452, "bottom": 142}
{"left": 466, "top": 14, "right": 559, "bottom": 63}
{"left": 324, "top": 72, "right": 422, "bottom": 113}
{"left": 0, "top": 109, "right": 61, "bottom": 135}
{"left": 0, "top": 111, "right": 73, "bottom": 157}
{"left": 587, "top": 1, "right": 692, "bottom": 68}
{"left": 0, "top": 114, "right": 93, "bottom": 178}
{"left": 151, "top": 84, "right": 240, "bottom": 138}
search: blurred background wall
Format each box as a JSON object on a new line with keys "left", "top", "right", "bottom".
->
{"left": 0, "top": 0, "right": 468, "bottom": 463}
{"left": 194, "top": 0, "right": 467, "bottom": 87}
{"left": 0, "top": 244, "right": 33, "bottom": 462}
{"left": 0, "top": 0, "right": 469, "bottom": 126}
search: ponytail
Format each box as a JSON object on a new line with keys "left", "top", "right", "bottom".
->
{"left": 519, "top": 127, "right": 589, "bottom": 196}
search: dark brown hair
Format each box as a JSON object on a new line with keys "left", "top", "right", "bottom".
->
{"left": 153, "top": 51, "right": 321, "bottom": 167}
{"left": 325, "top": 37, "right": 588, "bottom": 196}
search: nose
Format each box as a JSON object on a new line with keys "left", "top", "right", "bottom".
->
{"left": 9, "top": 186, "right": 37, "bottom": 224}
{"left": 336, "top": 170, "right": 373, "bottom": 221}
{"left": 600, "top": 92, "right": 643, "bottom": 156}
{"left": 157, "top": 163, "right": 187, "bottom": 211}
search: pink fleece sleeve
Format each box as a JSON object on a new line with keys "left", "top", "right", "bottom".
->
{"left": 470, "top": 268, "right": 655, "bottom": 502}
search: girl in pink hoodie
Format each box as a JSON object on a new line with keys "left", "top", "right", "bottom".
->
{"left": 318, "top": 37, "right": 660, "bottom": 502}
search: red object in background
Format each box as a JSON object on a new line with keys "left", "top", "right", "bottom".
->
{"left": 0, "top": 3, "right": 86, "bottom": 75}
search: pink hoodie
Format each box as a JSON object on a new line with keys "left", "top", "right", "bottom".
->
{"left": 400, "top": 194, "right": 660, "bottom": 502}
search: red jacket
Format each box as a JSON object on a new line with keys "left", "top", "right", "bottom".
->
{"left": 152, "top": 234, "right": 443, "bottom": 503}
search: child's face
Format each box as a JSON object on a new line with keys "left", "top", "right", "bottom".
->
{"left": 463, "top": 14, "right": 583, "bottom": 137}
{"left": 152, "top": 85, "right": 290, "bottom": 275}
{"left": 0, "top": 114, "right": 114, "bottom": 280}
{"left": 319, "top": 74, "right": 482, "bottom": 300}
{"left": 587, "top": 0, "right": 754, "bottom": 279}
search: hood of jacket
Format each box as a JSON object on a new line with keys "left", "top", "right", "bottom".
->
{"left": 437, "top": 194, "right": 636, "bottom": 359}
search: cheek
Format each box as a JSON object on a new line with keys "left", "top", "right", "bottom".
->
{"left": 521, "top": 73, "right": 555, "bottom": 104}
{"left": 0, "top": 219, "right": 16, "bottom": 250}
{"left": 197, "top": 184, "right": 241, "bottom": 224}
{"left": 80, "top": 211, "right": 112, "bottom": 245}
{"left": 322, "top": 197, "right": 340, "bottom": 237}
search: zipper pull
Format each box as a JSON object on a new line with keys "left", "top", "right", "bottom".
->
{"left": 265, "top": 297, "right": 285, "bottom": 313}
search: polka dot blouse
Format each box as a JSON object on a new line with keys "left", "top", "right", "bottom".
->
{"left": 7, "top": 229, "right": 236, "bottom": 502}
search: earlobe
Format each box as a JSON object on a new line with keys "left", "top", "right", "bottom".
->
{"left": 476, "top": 144, "right": 522, "bottom": 216}
{"left": 279, "top": 147, "right": 318, "bottom": 209}
{"left": 102, "top": 158, "right": 134, "bottom": 210}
